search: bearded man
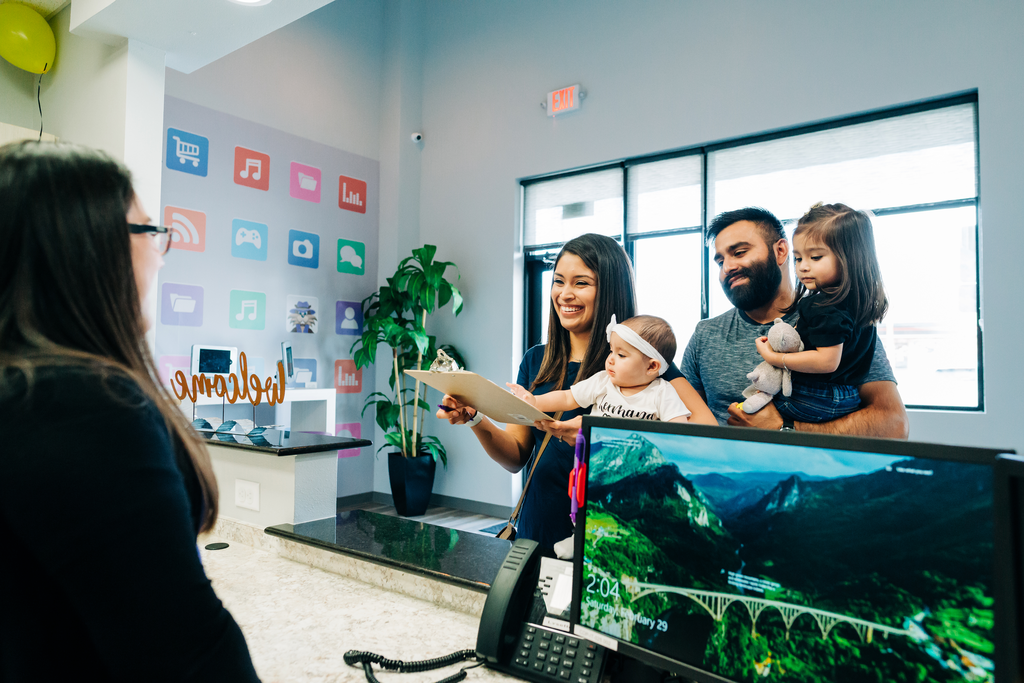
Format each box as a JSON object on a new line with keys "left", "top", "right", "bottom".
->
{"left": 681, "top": 207, "right": 909, "bottom": 437}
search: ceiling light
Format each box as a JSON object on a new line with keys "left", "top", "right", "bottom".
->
{"left": 227, "top": 0, "right": 273, "bottom": 6}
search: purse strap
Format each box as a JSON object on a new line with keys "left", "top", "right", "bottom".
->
{"left": 507, "top": 410, "right": 564, "bottom": 526}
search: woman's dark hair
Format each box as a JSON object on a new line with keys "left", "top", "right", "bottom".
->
{"left": 531, "top": 233, "right": 637, "bottom": 390}
{"left": 785, "top": 202, "right": 888, "bottom": 327}
{"left": 0, "top": 141, "right": 219, "bottom": 532}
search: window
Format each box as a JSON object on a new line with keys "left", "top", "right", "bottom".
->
{"left": 522, "top": 94, "right": 981, "bottom": 410}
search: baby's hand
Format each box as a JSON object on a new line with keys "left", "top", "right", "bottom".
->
{"left": 755, "top": 336, "right": 780, "bottom": 366}
{"left": 506, "top": 382, "right": 537, "bottom": 407}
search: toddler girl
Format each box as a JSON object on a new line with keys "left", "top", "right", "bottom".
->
{"left": 509, "top": 314, "right": 690, "bottom": 423}
{"left": 756, "top": 202, "right": 888, "bottom": 423}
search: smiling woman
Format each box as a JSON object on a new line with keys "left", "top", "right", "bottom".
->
{"left": 437, "top": 233, "right": 715, "bottom": 555}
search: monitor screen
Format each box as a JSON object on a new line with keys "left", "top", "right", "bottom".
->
{"left": 571, "top": 418, "right": 1004, "bottom": 683}
{"left": 197, "top": 348, "right": 232, "bottom": 375}
{"left": 281, "top": 342, "right": 295, "bottom": 381}
{"left": 994, "top": 454, "right": 1024, "bottom": 683}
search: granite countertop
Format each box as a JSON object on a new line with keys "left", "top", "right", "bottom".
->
{"left": 199, "top": 533, "right": 521, "bottom": 682}
{"left": 266, "top": 509, "right": 511, "bottom": 591}
{"left": 198, "top": 429, "right": 372, "bottom": 456}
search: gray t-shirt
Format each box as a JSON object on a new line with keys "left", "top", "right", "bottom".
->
{"left": 681, "top": 307, "right": 897, "bottom": 425}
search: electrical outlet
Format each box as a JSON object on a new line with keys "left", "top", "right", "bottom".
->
{"left": 235, "top": 479, "right": 260, "bottom": 511}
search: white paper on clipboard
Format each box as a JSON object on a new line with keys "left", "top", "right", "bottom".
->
{"left": 404, "top": 370, "right": 552, "bottom": 425}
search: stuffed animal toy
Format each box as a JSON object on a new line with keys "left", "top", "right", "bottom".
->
{"left": 739, "top": 318, "right": 804, "bottom": 414}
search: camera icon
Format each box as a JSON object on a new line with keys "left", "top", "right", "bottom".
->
{"left": 287, "top": 230, "right": 320, "bottom": 269}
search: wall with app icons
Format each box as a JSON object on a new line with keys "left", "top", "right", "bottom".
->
{"left": 157, "top": 96, "right": 379, "bottom": 496}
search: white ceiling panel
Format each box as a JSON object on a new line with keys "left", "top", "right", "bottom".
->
{"left": 68, "top": 0, "right": 335, "bottom": 73}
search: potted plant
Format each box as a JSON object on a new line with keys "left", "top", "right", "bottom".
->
{"left": 351, "top": 245, "right": 464, "bottom": 516}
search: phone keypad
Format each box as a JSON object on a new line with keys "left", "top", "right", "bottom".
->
{"left": 509, "top": 624, "right": 605, "bottom": 683}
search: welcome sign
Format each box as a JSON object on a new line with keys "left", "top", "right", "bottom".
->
{"left": 171, "top": 351, "right": 285, "bottom": 407}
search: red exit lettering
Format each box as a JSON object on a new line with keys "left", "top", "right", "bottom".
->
{"left": 552, "top": 87, "right": 575, "bottom": 112}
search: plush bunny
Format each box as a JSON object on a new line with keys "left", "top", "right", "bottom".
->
{"left": 739, "top": 318, "right": 804, "bottom": 414}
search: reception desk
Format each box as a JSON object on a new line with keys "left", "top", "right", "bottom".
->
{"left": 200, "top": 430, "right": 371, "bottom": 527}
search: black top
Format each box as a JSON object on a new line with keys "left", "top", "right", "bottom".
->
{"left": 0, "top": 367, "right": 260, "bottom": 682}
{"left": 515, "top": 345, "right": 683, "bottom": 555}
{"left": 793, "top": 294, "right": 878, "bottom": 386}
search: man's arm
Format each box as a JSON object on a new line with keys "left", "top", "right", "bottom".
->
{"left": 727, "top": 381, "right": 909, "bottom": 439}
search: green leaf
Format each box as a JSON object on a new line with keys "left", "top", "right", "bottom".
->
{"left": 409, "top": 328, "right": 429, "bottom": 355}
{"left": 448, "top": 284, "right": 463, "bottom": 316}
{"left": 413, "top": 244, "right": 437, "bottom": 266}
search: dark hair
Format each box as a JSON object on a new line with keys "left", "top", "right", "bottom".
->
{"left": 785, "top": 202, "right": 888, "bottom": 327}
{"left": 532, "top": 233, "right": 636, "bottom": 390}
{"left": 621, "top": 315, "right": 676, "bottom": 369}
{"left": 0, "top": 141, "right": 219, "bottom": 532}
{"left": 707, "top": 207, "right": 785, "bottom": 248}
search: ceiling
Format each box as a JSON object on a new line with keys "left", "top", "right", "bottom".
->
{"left": 1, "top": 0, "right": 334, "bottom": 73}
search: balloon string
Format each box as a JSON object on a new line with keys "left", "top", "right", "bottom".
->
{"left": 37, "top": 70, "right": 45, "bottom": 140}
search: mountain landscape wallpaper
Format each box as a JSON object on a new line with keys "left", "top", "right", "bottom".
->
{"left": 578, "top": 428, "right": 994, "bottom": 682}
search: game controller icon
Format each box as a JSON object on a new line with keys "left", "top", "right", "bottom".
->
{"left": 236, "top": 228, "right": 261, "bottom": 249}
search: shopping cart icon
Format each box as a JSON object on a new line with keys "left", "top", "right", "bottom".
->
{"left": 172, "top": 135, "right": 201, "bottom": 167}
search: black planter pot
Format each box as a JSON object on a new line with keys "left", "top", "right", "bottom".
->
{"left": 388, "top": 452, "right": 436, "bottom": 517}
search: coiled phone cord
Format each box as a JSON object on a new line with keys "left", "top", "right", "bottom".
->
{"left": 344, "top": 649, "right": 482, "bottom": 683}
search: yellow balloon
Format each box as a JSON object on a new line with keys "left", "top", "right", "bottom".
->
{"left": 0, "top": 3, "right": 56, "bottom": 74}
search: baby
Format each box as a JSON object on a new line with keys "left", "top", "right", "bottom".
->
{"left": 509, "top": 314, "right": 690, "bottom": 423}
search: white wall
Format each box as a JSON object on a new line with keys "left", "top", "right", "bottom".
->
{"left": 0, "top": 51, "right": 40, "bottom": 132}
{"left": 413, "top": 0, "right": 1024, "bottom": 507}
{"left": 164, "top": 0, "right": 385, "bottom": 162}
{"left": 42, "top": 7, "right": 129, "bottom": 159}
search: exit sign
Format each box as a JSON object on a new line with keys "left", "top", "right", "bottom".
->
{"left": 547, "top": 84, "right": 581, "bottom": 117}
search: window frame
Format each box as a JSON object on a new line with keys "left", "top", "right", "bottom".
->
{"left": 522, "top": 92, "right": 982, "bottom": 412}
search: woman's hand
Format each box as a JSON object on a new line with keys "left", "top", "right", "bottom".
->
{"left": 435, "top": 394, "right": 477, "bottom": 425}
{"left": 755, "top": 336, "right": 781, "bottom": 367}
{"left": 505, "top": 383, "right": 537, "bottom": 407}
{"left": 535, "top": 415, "right": 583, "bottom": 446}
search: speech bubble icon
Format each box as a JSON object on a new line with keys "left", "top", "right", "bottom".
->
{"left": 339, "top": 244, "right": 363, "bottom": 268}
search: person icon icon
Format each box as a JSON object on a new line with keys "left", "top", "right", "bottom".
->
{"left": 341, "top": 306, "right": 359, "bottom": 330}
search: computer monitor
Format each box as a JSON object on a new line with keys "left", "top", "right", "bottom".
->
{"left": 189, "top": 344, "right": 236, "bottom": 376}
{"left": 995, "top": 454, "right": 1024, "bottom": 683}
{"left": 281, "top": 342, "right": 295, "bottom": 384}
{"left": 571, "top": 417, "right": 1011, "bottom": 683}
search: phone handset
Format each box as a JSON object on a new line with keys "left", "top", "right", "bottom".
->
{"left": 476, "top": 538, "right": 541, "bottom": 665}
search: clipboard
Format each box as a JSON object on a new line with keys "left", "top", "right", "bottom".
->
{"left": 404, "top": 370, "right": 552, "bottom": 425}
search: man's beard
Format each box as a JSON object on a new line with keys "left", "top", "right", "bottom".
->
{"left": 721, "top": 255, "right": 783, "bottom": 311}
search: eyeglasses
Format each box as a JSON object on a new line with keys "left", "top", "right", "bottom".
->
{"left": 129, "top": 224, "right": 172, "bottom": 255}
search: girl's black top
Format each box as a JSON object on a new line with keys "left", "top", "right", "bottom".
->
{"left": 793, "top": 293, "right": 878, "bottom": 386}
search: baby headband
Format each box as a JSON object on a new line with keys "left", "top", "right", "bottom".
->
{"left": 605, "top": 314, "right": 668, "bottom": 376}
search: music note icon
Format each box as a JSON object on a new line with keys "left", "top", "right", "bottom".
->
{"left": 239, "top": 158, "right": 261, "bottom": 181}
{"left": 235, "top": 299, "right": 258, "bottom": 320}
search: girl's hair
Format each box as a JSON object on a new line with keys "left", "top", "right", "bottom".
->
{"left": 532, "top": 233, "right": 637, "bottom": 390}
{"left": 785, "top": 202, "right": 888, "bottom": 327}
{"left": 0, "top": 141, "right": 219, "bottom": 532}
{"left": 621, "top": 315, "right": 677, "bottom": 369}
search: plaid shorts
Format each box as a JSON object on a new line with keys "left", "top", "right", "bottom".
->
{"left": 774, "top": 379, "right": 861, "bottom": 424}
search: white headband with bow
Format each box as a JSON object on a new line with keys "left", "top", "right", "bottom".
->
{"left": 605, "top": 314, "right": 668, "bottom": 376}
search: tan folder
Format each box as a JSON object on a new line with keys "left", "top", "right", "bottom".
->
{"left": 404, "top": 370, "right": 552, "bottom": 425}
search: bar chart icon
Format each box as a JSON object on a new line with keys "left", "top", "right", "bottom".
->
{"left": 334, "top": 359, "right": 361, "bottom": 394}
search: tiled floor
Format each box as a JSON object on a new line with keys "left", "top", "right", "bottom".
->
{"left": 337, "top": 500, "right": 507, "bottom": 536}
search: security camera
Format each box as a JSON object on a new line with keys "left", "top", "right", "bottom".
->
{"left": 411, "top": 132, "right": 423, "bottom": 143}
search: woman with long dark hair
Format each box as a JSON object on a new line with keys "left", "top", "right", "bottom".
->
{"left": 437, "top": 233, "right": 715, "bottom": 554}
{"left": 0, "top": 142, "right": 260, "bottom": 681}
